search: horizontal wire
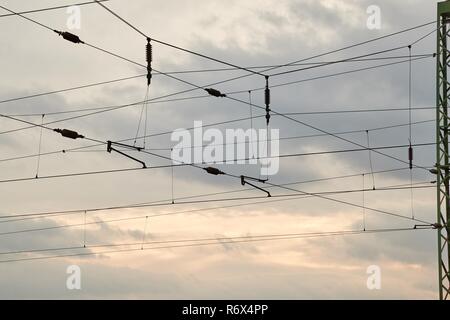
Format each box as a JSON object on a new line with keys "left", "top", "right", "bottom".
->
{"left": 0, "top": 167, "right": 411, "bottom": 221}
{"left": 0, "top": 113, "right": 105, "bottom": 145}
{"left": 0, "top": 227, "right": 433, "bottom": 263}
{"left": 224, "top": 96, "right": 434, "bottom": 171}
{"left": 0, "top": 5, "right": 438, "bottom": 268}
{"left": 269, "top": 45, "right": 409, "bottom": 76}
{"left": 0, "top": 108, "right": 434, "bottom": 164}
{"left": 93, "top": 0, "right": 265, "bottom": 77}
{"left": 0, "top": 5, "right": 55, "bottom": 31}
{"left": 261, "top": 181, "right": 432, "bottom": 225}
{"left": 227, "top": 55, "right": 434, "bottom": 95}
{"left": 147, "top": 54, "right": 434, "bottom": 74}
{"left": 0, "top": 6, "right": 437, "bottom": 229}
{"left": 0, "top": 53, "right": 433, "bottom": 112}
{"left": 0, "top": 74, "right": 145, "bottom": 106}
{"left": 5, "top": 39, "right": 428, "bottom": 175}
{"left": 37, "top": 35, "right": 433, "bottom": 175}
{"left": 3, "top": 103, "right": 435, "bottom": 119}
{"left": 2, "top": 117, "right": 422, "bottom": 228}
{"left": 69, "top": 119, "right": 435, "bottom": 152}
{"left": 0, "top": 142, "right": 435, "bottom": 186}
{"left": 0, "top": 10, "right": 435, "bottom": 128}
{"left": 0, "top": 0, "right": 110, "bottom": 18}
{"left": 18, "top": 116, "right": 433, "bottom": 227}
{"left": 0, "top": 6, "right": 436, "bottom": 128}
{"left": 0, "top": 184, "right": 434, "bottom": 238}
{"left": 259, "top": 21, "right": 435, "bottom": 74}
{"left": 0, "top": 59, "right": 435, "bottom": 227}
{"left": 0, "top": 55, "right": 433, "bottom": 136}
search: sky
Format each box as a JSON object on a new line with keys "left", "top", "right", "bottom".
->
{"left": 0, "top": 0, "right": 444, "bottom": 299}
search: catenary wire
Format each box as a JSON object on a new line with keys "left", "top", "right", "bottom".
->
{"left": 0, "top": 1, "right": 110, "bottom": 18}
{"left": 0, "top": 166, "right": 412, "bottom": 222}
{"left": 0, "top": 227, "right": 433, "bottom": 263}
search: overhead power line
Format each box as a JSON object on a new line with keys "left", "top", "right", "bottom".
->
{"left": 0, "top": 1, "right": 110, "bottom": 18}
{"left": 0, "top": 183, "right": 434, "bottom": 238}
{"left": 93, "top": 0, "right": 266, "bottom": 77}
{"left": 0, "top": 227, "right": 433, "bottom": 263}
{"left": 2, "top": 104, "right": 435, "bottom": 119}
{"left": 0, "top": 5, "right": 438, "bottom": 231}
{"left": 0, "top": 113, "right": 104, "bottom": 145}
{"left": 227, "top": 55, "right": 434, "bottom": 95}
{"left": 0, "top": 5, "right": 435, "bottom": 126}
{"left": 0, "top": 141, "right": 434, "bottom": 185}
{"left": 0, "top": 112, "right": 433, "bottom": 227}
{"left": 0, "top": 28, "right": 435, "bottom": 174}
{"left": 0, "top": 55, "right": 433, "bottom": 122}
{"left": 0, "top": 114, "right": 434, "bottom": 167}
{"left": 15, "top": 10, "right": 427, "bottom": 175}
{"left": 0, "top": 53, "right": 433, "bottom": 110}
{"left": 0, "top": 6, "right": 436, "bottom": 141}
{"left": 1, "top": 227, "right": 426, "bottom": 256}
{"left": 0, "top": 167, "right": 415, "bottom": 223}
{"left": 220, "top": 84, "right": 435, "bottom": 172}
{"left": 67, "top": 119, "right": 435, "bottom": 152}
{"left": 0, "top": 75, "right": 145, "bottom": 106}
{"left": 0, "top": 166, "right": 414, "bottom": 221}
{"left": 269, "top": 46, "right": 408, "bottom": 77}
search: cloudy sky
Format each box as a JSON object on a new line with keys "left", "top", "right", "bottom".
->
{"left": 0, "top": 0, "right": 443, "bottom": 299}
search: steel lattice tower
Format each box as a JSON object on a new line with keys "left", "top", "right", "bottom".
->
{"left": 436, "top": 0, "right": 450, "bottom": 301}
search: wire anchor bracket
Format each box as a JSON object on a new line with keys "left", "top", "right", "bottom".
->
{"left": 241, "top": 175, "right": 271, "bottom": 197}
{"left": 107, "top": 141, "right": 147, "bottom": 168}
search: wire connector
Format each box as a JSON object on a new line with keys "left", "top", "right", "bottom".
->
{"left": 53, "top": 128, "right": 84, "bottom": 139}
{"left": 54, "top": 30, "right": 84, "bottom": 44}
{"left": 205, "top": 88, "right": 226, "bottom": 98}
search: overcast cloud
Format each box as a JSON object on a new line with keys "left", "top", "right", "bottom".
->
{"left": 0, "top": 0, "right": 443, "bottom": 299}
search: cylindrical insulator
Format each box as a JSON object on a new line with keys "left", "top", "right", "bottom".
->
{"left": 204, "top": 167, "right": 224, "bottom": 175}
{"left": 408, "top": 146, "right": 413, "bottom": 169}
{"left": 265, "top": 87, "right": 270, "bottom": 106}
{"left": 61, "top": 31, "right": 83, "bottom": 44}
{"left": 146, "top": 43, "right": 153, "bottom": 63}
{"left": 54, "top": 128, "right": 84, "bottom": 139}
